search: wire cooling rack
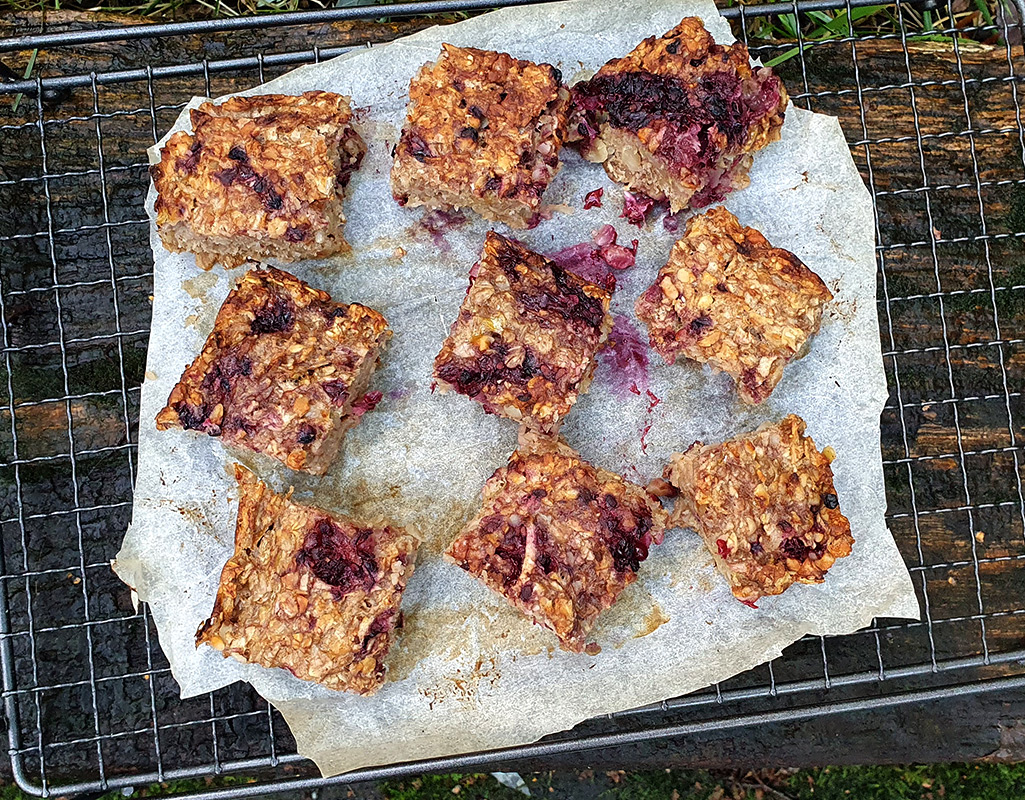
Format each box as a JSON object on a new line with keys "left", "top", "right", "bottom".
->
{"left": 0, "top": 0, "right": 1023, "bottom": 796}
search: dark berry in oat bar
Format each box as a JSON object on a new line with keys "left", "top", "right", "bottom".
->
{"left": 296, "top": 518, "right": 379, "bottom": 598}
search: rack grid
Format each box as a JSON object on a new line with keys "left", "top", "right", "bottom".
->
{"left": 0, "top": 0, "right": 1023, "bottom": 796}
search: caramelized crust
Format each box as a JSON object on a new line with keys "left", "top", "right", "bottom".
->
{"left": 569, "top": 17, "right": 787, "bottom": 211}
{"left": 152, "top": 92, "right": 366, "bottom": 269}
{"left": 196, "top": 465, "right": 418, "bottom": 694}
{"left": 391, "top": 44, "right": 570, "bottom": 229}
{"left": 663, "top": 415, "right": 853, "bottom": 604}
{"left": 433, "top": 231, "right": 613, "bottom": 433}
{"left": 156, "top": 266, "right": 390, "bottom": 475}
{"left": 447, "top": 437, "right": 667, "bottom": 652}
{"left": 635, "top": 207, "right": 832, "bottom": 404}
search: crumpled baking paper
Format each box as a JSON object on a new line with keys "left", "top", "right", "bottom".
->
{"left": 114, "top": 0, "right": 920, "bottom": 777}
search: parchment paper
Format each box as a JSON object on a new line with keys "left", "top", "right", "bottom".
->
{"left": 114, "top": 0, "right": 921, "bottom": 776}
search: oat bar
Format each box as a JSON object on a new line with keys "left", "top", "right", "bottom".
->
{"left": 196, "top": 465, "right": 418, "bottom": 694}
{"left": 156, "top": 266, "right": 390, "bottom": 475}
{"left": 152, "top": 92, "right": 366, "bottom": 270}
{"left": 662, "top": 415, "right": 853, "bottom": 604}
{"left": 569, "top": 18, "right": 787, "bottom": 211}
{"left": 447, "top": 437, "right": 667, "bottom": 652}
{"left": 635, "top": 207, "right": 832, "bottom": 404}
{"left": 391, "top": 44, "right": 570, "bottom": 229}
{"left": 433, "top": 231, "right": 613, "bottom": 433}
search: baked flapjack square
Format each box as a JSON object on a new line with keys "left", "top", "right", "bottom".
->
{"left": 391, "top": 44, "right": 570, "bottom": 229}
{"left": 569, "top": 18, "right": 787, "bottom": 211}
{"left": 156, "top": 266, "right": 390, "bottom": 475}
{"left": 196, "top": 465, "right": 418, "bottom": 694}
{"left": 433, "top": 231, "right": 612, "bottom": 433}
{"left": 662, "top": 415, "right": 853, "bottom": 604}
{"left": 447, "top": 438, "right": 667, "bottom": 652}
{"left": 152, "top": 92, "right": 366, "bottom": 269}
{"left": 635, "top": 207, "right": 831, "bottom": 404}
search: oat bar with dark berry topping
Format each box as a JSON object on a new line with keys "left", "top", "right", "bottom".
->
{"left": 569, "top": 18, "right": 787, "bottom": 211}
{"left": 433, "top": 231, "right": 613, "bottom": 433}
{"left": 635, "top": 207, "right": 832, "bottom": 404}
{"left": 152, "top": 92, "right": 366, "bottom": 270}
{"left": 391, "top": 44, "right": 570, "bottom": 229}
{"left": 661, "top": 415, "right": 853, "bottom": 604}
{"left": 155, "top": 266, "right": 390, "bottom": 475}
{"left": 196, "top": 465, "right": 418, "bottom": 694}
{"left": 446, "top": 435, "right": 667, "bottom": 653}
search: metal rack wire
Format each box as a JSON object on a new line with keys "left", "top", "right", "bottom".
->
{"left": 0, "top": 0, "right": 1023, "bottom": 796}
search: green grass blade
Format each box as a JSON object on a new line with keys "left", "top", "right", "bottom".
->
{"left": 817, "top": 10, "right": 850, "bottom": 34}
{"left": 851, "top": 4, "right": 887, "bottom": 21}
{"left": 806, "top": 10, "right": 835, "bottom": 25}
{"left": 779, "top": 12, "right": 799, "bottom": 37}
{"left": 974, "top": 0, "right": 995, "bottom": 27}
{"left": 765, "top": 45, "right": 800, "bottom": 67}
{"left": 11, "top": 47, "right": 38, "bottom": 114}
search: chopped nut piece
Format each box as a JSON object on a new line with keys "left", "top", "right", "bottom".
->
{"left": 568, "top": 17, "right": 788, "bottom": 211}
{"left": 156, "top": 266, "right": 391, "bottom": 475}
{"left": 635, "top": 207, "right": 832, "bottom": 404}
{"left": 664, "top": 415, "right": 853, "bottom": 603}
{"left": 433, "top": 231, "right": 613, "bottom": 433}
{"left": 446, "top": 437, "right": 667, "bottom": 652}
{"left": 391, "top": 44, "right": 570, "bottom": 229}
{"left": 196, "top": 465, "right": 418, "bottom": 694}
{"left": 152, "top": 92, "right": 366, "bottom": 269}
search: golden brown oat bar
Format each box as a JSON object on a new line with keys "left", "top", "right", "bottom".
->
{"left": 433, "top": 232, "right": 613, "bottom": 433}
{"left": 390, "top": 44, "right": 570, "bottom": 229}
{"left": 152, "top": 92, "right": 366, "bottom": 270}
{"left": 635, "top": 207, "right": 832, "bottom": 404}
{"left": 156, "top": 266, "right": 390, "bottom": 475}
{"left": 447, "top": 437, "right": 667, "bottom": 652}
{"left": 196, "top": 465, "right": 418, "bottom": 694}
{"left": 662, "top": 415, "right": 853, "bottom": 605}
{"left": 569, "top": 18, "right": 788, "bottom": 212}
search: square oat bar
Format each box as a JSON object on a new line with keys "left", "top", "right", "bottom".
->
{"left": 447, "top": 437, "right": 667, "bottom": 652}
{"left": 156, "top": 266, "right": 390, "bottom": 475}
{"left": 391, "top": 44, "right": 570, "bottom": 229}
{"left": 569, "top": 17, "right": 788, "bottom": 211}
{"left": 152, "top": 92, "right": 366, "bottom": 270}
{"left": 196, "top": 465, "right": 418, "bottom": 694}
{"left": 635, "top": 207, "right": 832, "bottom": 404}
{"left": 433, "top": 231, "right": 613, "bottom": 433}
{"left": 662, "top": 415, "right": 853, "bottom": 605}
